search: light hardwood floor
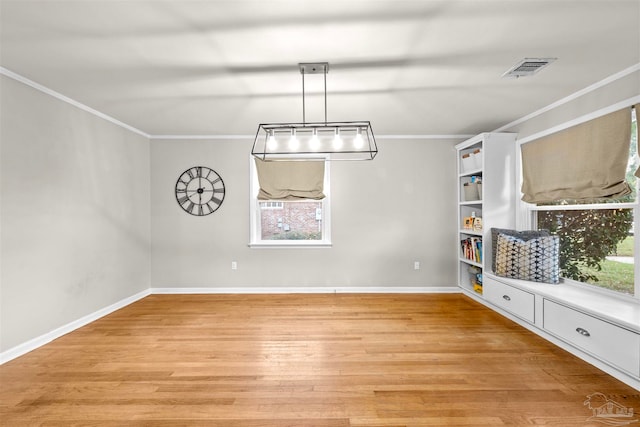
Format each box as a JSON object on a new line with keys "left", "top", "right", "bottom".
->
{"left": 1, "top": 293, "right": 639, "bottom": 426}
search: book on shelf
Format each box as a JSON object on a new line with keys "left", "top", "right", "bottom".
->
{"left": 460, "top": 237, "right": 482, "bottom": 263}
{"left": 462, "top": 215, "right": 483, "bottom": 231}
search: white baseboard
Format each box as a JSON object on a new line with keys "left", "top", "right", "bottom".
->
{"left": 0, "top": 288, "right": 151, "bottom": 365}
{"left": 150, "top": 286, "right": 461, "bottom": 294}
{"left": 0, "top": 285, "right": 458, "bottom": 365}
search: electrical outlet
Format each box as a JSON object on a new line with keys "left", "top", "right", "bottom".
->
{"left": 414, "top": 261, "right": 420, "bottom": 270}
{"left": 231, "top": 261, "right": 238, "bottom": 270}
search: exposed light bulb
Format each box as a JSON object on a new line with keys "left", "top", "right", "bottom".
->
{"left": 354, "top": 128, "right": 364, "bottom": 149}
{"left": 309, "top": 129, "right": 320, "bottom": 150}
{"left": 333, "top": 129, "right": 343, "bottom": 149}
{"left": 267, "top": 131, "right": 277, "bottom": 150}
{"left": 289, "top": 129, "right": 299, "bottom": 150}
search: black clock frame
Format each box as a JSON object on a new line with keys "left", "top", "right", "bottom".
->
{"left": 175, "top": 166, "right": 225, "bottom": 216}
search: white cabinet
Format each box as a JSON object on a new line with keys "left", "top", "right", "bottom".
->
{"left": 456, "top": 133, "right": 516, "bottom": 295}
{"left": 454, "top": 133, "right": 640, "bottom": 390}
{"left": 484, "top": 276, "right": 535, "bottom": 323}
{"left": 476, "top": 273, "right": 640, "bottom": 389}
{"left": 543, "top": 299, "right": 640, "bottom": 377}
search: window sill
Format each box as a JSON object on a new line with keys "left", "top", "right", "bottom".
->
{"left": 248, "top": 242, "right": 332, "bottom": 248}
{"left": 485, "top": 272, "right": 640, "bottom": 333}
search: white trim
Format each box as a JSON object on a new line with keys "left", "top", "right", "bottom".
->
{"left": 150, "top": 134, "right": 473, "bottom": 141}
{"left": 4, "top": 62, "right": 636, "bottom": 143}
{"left": 517, "top": 96, "right": 640, "bottom": 146}
{"left": 494, "top": 63, "right": 640, "bottom": 133}
{"left": 248, "top": 242, "right": 333, "bottom": 248}
{"left": 351, "top": 134, "right": 473, "bottom": 140}
{"left": 529, "top": 202, "right": 637, "bottom": 211}
{"left": 0, "top": 286, "right": 459, "bottom": 364}
{"left": 0, "top": 66, "right": 150, "bottom": 138}
{"left": 150, "top": 286, "right": 460, "bottom": 294}
{"left": 151, "top": 135, "right": 252, "bottom": 140}
{"left": 0, "top": 289, "right": 151, "bottom": 365}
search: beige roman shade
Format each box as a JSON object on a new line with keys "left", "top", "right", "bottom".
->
{"left": 521, "top": 106, "right": 634, "bottom": 204}
{"left": 255, "top": 159, "right": 325, "bottom": 200}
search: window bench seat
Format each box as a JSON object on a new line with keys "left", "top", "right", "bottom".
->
{"left": 463, "top": 272, "right": 640, "bottom": 391}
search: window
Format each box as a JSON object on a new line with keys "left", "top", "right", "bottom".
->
{"left": 249, "top": 157, "right": 331, "bottom": 246}
{"left": 534, "top": 206, "right": 635, "bottom": 295}
{"left": 524, "top": 107, "right": 638, "bottom": 298}
{"left": 261, "top": 201, "right": 284, "bottom": 209}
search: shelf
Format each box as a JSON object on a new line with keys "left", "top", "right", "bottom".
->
{"left": 459, "top": 229, "right": 483, "bottom": 236}
{"left": 456, "top": 133, "right": 516, "bottom": 296}
{"left": 459, "top": 257, "right": 482, "bottom": 268}
{"left": 459, "top": 168, "right": 483, "bottom": 177}
{"left": 460, "top": 284, "right": 484, "bottom": 297}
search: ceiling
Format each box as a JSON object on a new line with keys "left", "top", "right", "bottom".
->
{"left": 1, "top": 0, "right": 638, "bottom": 137}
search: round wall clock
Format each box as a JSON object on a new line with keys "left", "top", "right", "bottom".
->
{"left": 175, "top": 166, "right": 225, "bottom": 216}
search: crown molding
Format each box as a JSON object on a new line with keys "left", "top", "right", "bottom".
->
{"left": 516, "top": 95, "right": 640, "bottom": 146}
{"left": 493, "top": 63, "right": 640, "bottom": 133}
{"left": 4, "top": 63, "right": 638, "bottom": 140}
{"left": 1, "top": 66, "right": 150, "bottom": 138}
{"left": 149, "top": 134, "right": 473, "bottom": 140}
{"left": 150, "top": 134, "right": 252, "bottom": 140}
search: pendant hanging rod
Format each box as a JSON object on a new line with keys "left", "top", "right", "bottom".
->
{"left": 324, "top": 66, "right": 327, "bottom": 124}
{"left": 300, "top": 62, "right": 329, "bottom": 125}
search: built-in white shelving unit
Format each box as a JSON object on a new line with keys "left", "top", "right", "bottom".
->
{"left": 455, "top": 132, "right": 640, "bottom": 390}
{"left": 455, "top": 133, "right": 517, "bottom": 295}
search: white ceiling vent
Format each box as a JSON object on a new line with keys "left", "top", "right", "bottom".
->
{"left": 502, "top": 58, "right": 557, "bottom": 78}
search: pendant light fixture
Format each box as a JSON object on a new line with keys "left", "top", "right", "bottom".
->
{"left": 252, "top": 62, "right": 378, "bottom": 161}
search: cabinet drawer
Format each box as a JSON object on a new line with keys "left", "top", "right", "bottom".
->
{"left": 484, "top": 277, "right": 535, "bottom": 323}
{"left": 543, "top": 300, "right": 640, "bottom": 376}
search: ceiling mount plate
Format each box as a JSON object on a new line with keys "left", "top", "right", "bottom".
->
{"left": 299, "top": 62, "right": 329, "bottom": 74}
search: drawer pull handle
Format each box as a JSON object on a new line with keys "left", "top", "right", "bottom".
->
{"left": 576, "top": 327, "right": 591, "bottom": 337}
{"left": 502, "top": 295, "right": 511, "bottom": 301}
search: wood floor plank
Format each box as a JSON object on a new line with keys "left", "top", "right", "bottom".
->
{"left": 1, "top": 293, "right": 639, "bottom": 426}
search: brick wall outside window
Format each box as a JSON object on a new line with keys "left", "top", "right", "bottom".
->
{"left": 260, "top": 201, "right": 322, "bottom": 240}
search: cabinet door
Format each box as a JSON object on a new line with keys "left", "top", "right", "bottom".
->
{"left": 543, "top": 300, "right": 640, "bottom": 376}
{"left": 484, "top": 276, "right": 535, "bottom": 323}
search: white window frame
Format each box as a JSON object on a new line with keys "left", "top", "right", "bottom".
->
{"left": 249, "top": 155, "right": 332, "bottom": 248}
{"left": 261, "top": 201, "right": 284, "bottom": 209}
{"left": 517, "top": 103, "right": 639, "bottom": 300}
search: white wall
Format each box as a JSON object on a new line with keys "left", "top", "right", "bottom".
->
{"left": 5, "top": 62, "right": 633, "bottom": 355}
{"left": 150, "top": 138, "right": 458, "bottom": 289}
{"left": 0, "top": 75, "right": 151, "bottom": 351}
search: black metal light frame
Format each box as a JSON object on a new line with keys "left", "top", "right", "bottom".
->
{"left": 251, "top": 63, "right": 378, "bottom": 161}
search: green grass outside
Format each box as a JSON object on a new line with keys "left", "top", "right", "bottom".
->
{"left": 614, "top": 235, "right": 634, "bottom": 256}
{"left": 581, "top": 236, "right": 634, "bottom": 295}
{"left": 584, "top": 260, "right": 634, "bottom": 295}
